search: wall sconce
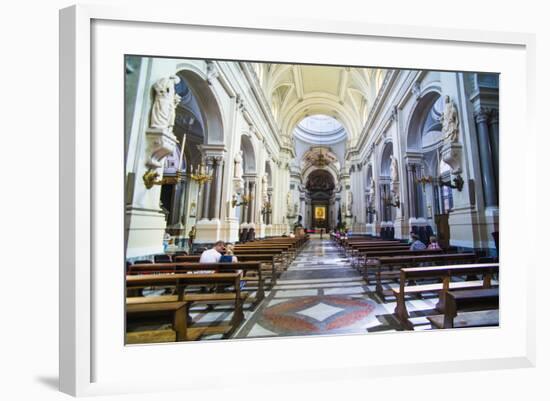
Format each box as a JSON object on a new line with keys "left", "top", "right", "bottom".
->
{"left": 415, "top": 175, "right": 434, "bottom": 192}
{"left": 261, "top": 202, "right": 272, "bottom": 215}
{"left": 438, "top": 174, "right": 465, "bottom": 191}
{"left": 143, "top": 169, "right": 184, "bottom": 190}
{"left": 188, "top": 163, "right": 213, "bottom": 185}
{"left": 231, "top": 193, "right": 252, "bottom": 208}
{"left": 383, "top": 195, "right": 400, "bottom": 208}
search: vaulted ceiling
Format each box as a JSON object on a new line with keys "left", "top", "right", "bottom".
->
{"left": 250, "top": 63, "right": 387, "bottom": 144}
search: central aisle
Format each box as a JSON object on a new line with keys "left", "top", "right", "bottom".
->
{"left": 235, "top": 238, "right": 397, "bottom": 338}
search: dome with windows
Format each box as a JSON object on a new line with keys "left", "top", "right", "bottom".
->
{"left": 294, "top": 115, "right": 347, "bottom": 144}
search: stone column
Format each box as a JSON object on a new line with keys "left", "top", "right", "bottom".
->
{"left": 249, "top": 180, "right": 257, "bottom": 224}
{"left": 488, "top": 109, "right": 499, "bottom": 193}
{"left": 241, "top": 180, "right": 248, "bottom": 225}
{"left": 407, "top": 165, "right": 418, "bottom": 218}
{"left": 475, "top": 110, "right": 498, "bottom": 207}
{"left": 212, "top": 155, "right": 224, "bottom": 219}
{"left": 201, "top": 157, "right": 214, "bottom": 219}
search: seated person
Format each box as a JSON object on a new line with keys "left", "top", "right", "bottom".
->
{"left": 409, "top": 233, "right": 427, "bottom": 251}
{"left": 427, "top": 235, "right": 442, "bottom": 250}
{"left": 197, "top": 241, "right": 225, "bottom": 273}
{"left": 221, "top": 244, "right": 238, "bottom": 263}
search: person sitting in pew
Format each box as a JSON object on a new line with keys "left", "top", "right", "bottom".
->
{"left": 409, "top": 233, "right": 427, "bottom": 251}
{"left": 200, "top": 241, "right": 225, "bottom": 263}
{"left": 221, "top": 244, "right": 238, "bottom": 263}
{"left": 197, "top": 241, "right": 225, "bottom": 274}
{"left": 427, "top": 236, "right": 442, "bottom": 250}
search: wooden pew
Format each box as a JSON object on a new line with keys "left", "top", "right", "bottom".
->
{"left": 128, "top": 261, "right": 265, "bottom": 304}
{"left": 370, "top": 253, "right": 479, "bottom": 300}
{"left": 427, "top": 288, "right": 499, "bottom": 329}
{"left": 392, "top": 263, "right": 498, "bottom": 330}
{"left": 126, "top": 272, "right": 245, "bottom": 341}
{"left": 234, "top": 244, "right": 294, "bottom": 262}
{"left": 173, "top": 253, "right": 280, "bottom": 286}
{"left": 356, "top": 248, "right": 444, "bottom": 270}
{"left": 345, "top": 240, "right": 404, "bottom": 257}
{"left": 350, "top": 245, "right": 411, "bottom": 266}
{"left": 126, "top": 301, "right": 187, "bottom": 344}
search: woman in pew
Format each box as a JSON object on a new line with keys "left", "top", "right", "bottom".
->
{"left": 409, "top": 233, "right": 427, "bottom": 251}
{"left": 427, "top": 236, "right": 442, "bottom": 250}
{"left": 222, "top": 244, "right": 238, "bottom": 263}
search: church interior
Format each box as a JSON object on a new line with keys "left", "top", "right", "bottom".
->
{"left": 124, "top": 56, "right": 499, "bottom": 344}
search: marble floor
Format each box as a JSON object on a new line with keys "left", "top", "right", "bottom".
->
{"left": 127, "top": 239, "right": 497, "bottom": 342}
{"left": 128, "top": 239, "right": 447, "bottom": 342}
{"left": 229, "top": 238, "right": 439, "bottom": 339}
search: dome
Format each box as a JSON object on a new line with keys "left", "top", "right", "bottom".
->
{"left": 294, "top": 115, "right": 347, "bottom": 144}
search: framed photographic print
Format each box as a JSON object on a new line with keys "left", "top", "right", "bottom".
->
{"left": 60, "top": 4, "right": 536, "bottom": 397}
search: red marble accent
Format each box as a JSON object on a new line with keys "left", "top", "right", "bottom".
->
{"left": 258, "top": 296, "right": 376, "bottom": 334}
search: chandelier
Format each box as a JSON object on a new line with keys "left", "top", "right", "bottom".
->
{"left": 312, "top": 146, "right": 330, "bottom": 167}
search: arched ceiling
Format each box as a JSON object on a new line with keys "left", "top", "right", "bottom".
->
{"left": 250, "top": 63, "right": 386, "bottom": 143}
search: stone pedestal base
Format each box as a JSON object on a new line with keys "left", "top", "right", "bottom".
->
{"left": 258, "top": 223, "right": 266, "bottom": 238}
{"left": 352, "top": 223, "right": 367, "bottom": 234}
{"left": 365, "top": 223, "right": 376, "bottom": 236}
{"left": 393, "top": 218, "right": 408, "bottom": 240}
{"left": 222, "top": 218, "right": 240, "bottom": 243}
{"left": 126, "top": 207, "right": 167, "bottom": 258}
{"left": 194, "top": 218, "right": 222, "bottom": 244}
{"left": 448, "top": 206, "right": 477, "bottom": 249}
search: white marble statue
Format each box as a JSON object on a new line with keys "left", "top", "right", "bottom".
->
{"left": 370, "top": 178, "right": 376, "bottom": 206}
{"left": 346, "top": 191, "right": 353, "bottom": 215}
{"left": 286, "top": 192, "right": 293, "bottom": 215}
{"left": 261, "top": 174, "right": 268, "bottom": 203}
{"left": 234, "top": 150, "right": 244, "bottom": 179}
{"left": 390, "top": 155, "right": 399, "bottom": 183}
{"left": 440, "top": 95, "right": 459, "bottom": 143}
{"left": 150, "top": 76, "right": 181, "bottom": 130}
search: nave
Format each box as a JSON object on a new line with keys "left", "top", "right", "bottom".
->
{"left": 124, "top": 57, "right": 500, "bottom": 344}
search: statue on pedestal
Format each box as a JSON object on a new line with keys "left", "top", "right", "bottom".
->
{"left": 150, "top": 76, "right": 181, "bottom": 131}
{"left": 234, "top": 150, "right": 243, "bottom": 179}
{"left": 440, "top": 95, "right": 460, "bottom": 143}
{"left": 390, "top": 155, "right": 399, "bottom": 183}
{"left": 346, "top": 191, "right": 353, "bottom": 216}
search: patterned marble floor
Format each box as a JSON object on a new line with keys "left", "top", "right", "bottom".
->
{"left": 232, "top": 238, "right": 439, "bottom": 339}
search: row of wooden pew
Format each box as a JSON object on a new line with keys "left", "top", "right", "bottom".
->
{"left": 125, "top": 236, "right": 309, "bottom": 344}
{"left": 331, "top": 235, "right": 499, "bottom": 331}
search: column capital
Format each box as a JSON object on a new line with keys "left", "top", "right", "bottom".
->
{"left": 489, "top": 109, "right": 499, "bottom": 125}
{"left": 475, "top": 108, "right": 491, "bottom": 124}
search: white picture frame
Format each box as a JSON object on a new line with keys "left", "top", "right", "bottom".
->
{"left": 59, "top": 4, "right": 536, "bottom": 397}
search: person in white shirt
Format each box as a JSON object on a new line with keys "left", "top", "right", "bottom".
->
{"left": 199, "top": 241, "right": 225, "bottom": 263}
{"left": 197, "top": 241, "right": 225, "bottom": 273}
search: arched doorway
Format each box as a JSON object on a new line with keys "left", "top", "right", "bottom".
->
{"left": 405, "top": 91, "right": 447, "bottom": 242}
{"left": 305, "top": 169, "right": 335, "bottom": 231}
{"left": 159, "top": 68, "right": 225, "bottom": 249}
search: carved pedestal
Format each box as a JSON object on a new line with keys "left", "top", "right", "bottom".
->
{"left": 144, "top": 128, "right": 179, "bottom": 169}
{"left": 441, "top": 142, "right": 463, "bottom": 174}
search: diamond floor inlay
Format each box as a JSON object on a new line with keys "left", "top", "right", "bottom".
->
{"left": 296, "top": 302, "right": 345, "bottom": 322}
